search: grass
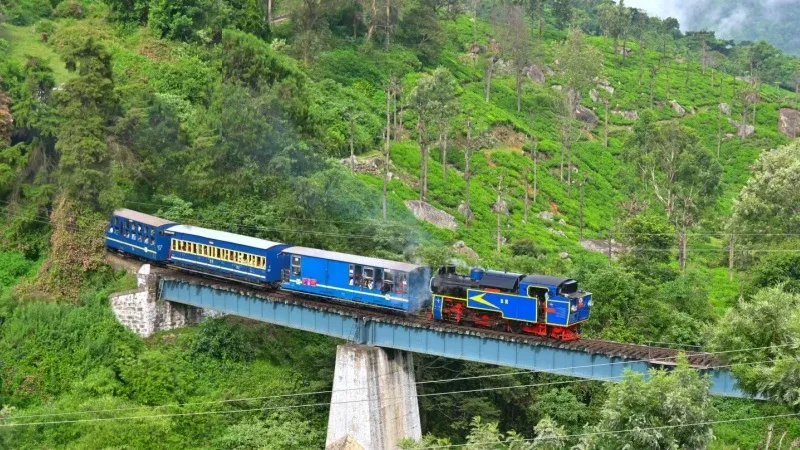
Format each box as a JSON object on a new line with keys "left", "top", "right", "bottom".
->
{"left": 0, "top": 23, "right": 72, "bottom": 84}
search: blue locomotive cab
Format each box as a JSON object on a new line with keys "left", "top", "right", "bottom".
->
{"left": 106, "top": 209, "right": 175, "bottom": 262}
{"left": 521, "top": 275, "right": 592, "bottom": 328}
{"left": 165, "top": 225, "right": 288, "bottom": 284}
{"left": 280, "top": 247, "right": 430, "bottom": 312}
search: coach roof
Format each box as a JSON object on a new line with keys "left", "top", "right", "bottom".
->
{"left": 166, "top": 225, "right": 285, "bottom": 250}
{"left": 284, "top": 246, "right": 421, "bottom": 273}
{"left": 114, "top": 209, "right": 175, "bottom": 227}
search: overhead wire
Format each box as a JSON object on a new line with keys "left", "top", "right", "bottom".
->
{"left": 3, "top": 345, "right": 796, "bottom": 423}
{"left": 0, "top": 356, "right": 795, "bottom": 428}
{"left": 2, "top": 204, "right": 799, "bottom": 254}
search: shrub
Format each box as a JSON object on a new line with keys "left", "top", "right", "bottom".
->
{"left": 54, "top": 0, "right": 83, "bottom": 19}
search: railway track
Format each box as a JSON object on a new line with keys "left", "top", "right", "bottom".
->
{"left": 151, "top": 265, "right": 722, "bottom": 369}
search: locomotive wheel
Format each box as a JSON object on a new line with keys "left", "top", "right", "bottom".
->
{"left": 508, "top": 321, "right": 522, "bottom": 334}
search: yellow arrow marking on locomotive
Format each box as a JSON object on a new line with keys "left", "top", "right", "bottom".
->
{"left": 469, "top": 293, "right": 501, "bottom": 310}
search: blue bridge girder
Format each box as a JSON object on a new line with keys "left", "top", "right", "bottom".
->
{"left": 157, "top": 276, "right": 748, "bottom": 398}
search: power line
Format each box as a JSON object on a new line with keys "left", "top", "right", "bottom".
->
{"left": 3, "top": 347, "right": 795, "bottom": 424}
{"left": 0, "top": 357, "right": 791, "bottom": 428}
{"left": 4, "top": 206, "right": 800, "bottom": 255}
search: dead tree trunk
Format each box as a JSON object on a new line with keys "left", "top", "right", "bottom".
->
{"left": 728, "top": 233, "right": 735, "bottom": 281}
{"left": 485, "top": 57, "right": 494, "bottom": 102}
{"left": 349, "top": 114, "right": 356, "bottom": 172}
{"left": 441, "top": 129, "right": 449, "bottom": 181}
{"left": 496, "top": 175, "right": 503, "bottom": 252}
{"left": 465, "top": 117, "right": 472, "bottom": 226}
{"left": 383, "top": 86, "right": 391, "bottom": 219}
{"left": 523, "top": 166, "right": 530, "bottom": 223}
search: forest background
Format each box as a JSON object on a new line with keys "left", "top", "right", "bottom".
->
{"left": 1, "top": 0, "right": 800, "bottom": 447}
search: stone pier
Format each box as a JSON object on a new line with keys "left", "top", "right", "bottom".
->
{"left": 110, "top": 264, "right": 221, "bottom": 338}
{"left": 326, "top": 344, "right": 421, "bottom": 450}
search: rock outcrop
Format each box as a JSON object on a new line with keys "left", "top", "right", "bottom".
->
{"left": 339, "top": 156, "right": 386, "bottom": 176}
{"left": 575, "top": 105, "right": 599, "bottom": 127}
{"left": 538, "top": 211, "right": 554, "bottom": 221}
{"left": 778, "top": 108, "right": 800, "bottom": 138}
{"left": 457, "top": 201, "right": 473, "bottom": 222}
{"left": 579, "top": 239, "right": 626, "bottom": 258}
{"left": 453, "top": 240, "right": 480, "bottom": 260}
{"left": 719, "top": 103, "right": 731, "bottom": 115}
{"left": 669, "top": 100, "right": 686, "bottom": 116}
{"left": 729, "top": 119, "right": 755, "bottom": 138}
{"left": 525, "top": 64, "right": 546, "bottom": 84}
{"left": 590, "top": 88, "right": 599, "bottom": 103}
{"left": 405, "top": 200, "right": 458, "bottom": 231}
{"left": 613, "top": 110, "right": 639, "bottom": 120}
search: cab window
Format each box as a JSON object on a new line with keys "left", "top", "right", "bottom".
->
{"left": 527, "top": 286, "right": 549, "bottom": 301}
{"left": 291, "top": 256, "right": 301, "bottom": 276}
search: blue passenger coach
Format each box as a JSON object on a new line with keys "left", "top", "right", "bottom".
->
{"left": 165, "top": 225, "right": 288, "bottom": 284}
{"left": 280, "top": 247, "right": 430, "bottom": 312}
{"left": 106, "top": 209, "right": 175, "bottom": 261}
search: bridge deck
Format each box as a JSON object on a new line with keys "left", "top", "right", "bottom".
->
{"left": 157, "top": 272, "right": 747, "bottom": 398}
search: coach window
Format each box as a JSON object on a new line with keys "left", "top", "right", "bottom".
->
{"left": 363, "top": 267, "right": 375, "bottom": 289}
{"left": 396, "top": 272, "right": 408, "bottom": 294}
{"left": 291, "top": 256, "right": 301, "bottom": 276}
{"left": 349, "top": 264, "right": 363, "bottom": 286}
{"left": 383, "top": 270, "right": 395, "bottom": 293}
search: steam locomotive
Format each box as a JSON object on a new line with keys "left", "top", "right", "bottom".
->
{"left": 106, "top": 209, "right": 592, "bottom": 340}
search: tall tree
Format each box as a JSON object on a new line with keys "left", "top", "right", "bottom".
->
{"left": 708, "top": 286, "right": 800, "bottom": 406}
{"left": 630, "top": 8, "right": 648, "bottom": 85}
{"left": 730, "top": 141, "right": 800, "bottom": 248}
{"left": 578, "top": 358, "right": 715, "bottom": 449}
{"left": 598, "top": 0, "right": 630, "bottom": 64}
{"left": 408, "top": 67, "right": 458, "bottom": 201}
{"left": 498, "top": 4, "right": 533, "bottom": 112}
{"left": 55, "top": 37, "right": 118, "bottom": 209}
{"left": 649, "top": 122, "right": 721, "bottom": 270}
{"left": 553, "top": 29, "right": 601, "bottom": 186}
{"left": 551, "top": 0, "right": 572, "bottom": 30}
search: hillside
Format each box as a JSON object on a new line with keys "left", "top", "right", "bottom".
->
{"left": 628, "top": 0, "right": 800, "bottom": 56}
{"left": 1, "top": 0, "right": 800, "bottom": 447}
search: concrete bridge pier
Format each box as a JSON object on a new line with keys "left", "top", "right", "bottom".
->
{"left": 326, "top": 344, "right": 421, "bottom": 450}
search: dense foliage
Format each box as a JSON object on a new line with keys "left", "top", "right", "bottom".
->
{"left": 0, "top": 0, "right": 799, "bottom": 447}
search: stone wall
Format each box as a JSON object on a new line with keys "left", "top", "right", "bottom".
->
{"left": 110, "top": 264, "right": 222, "bottom": 338}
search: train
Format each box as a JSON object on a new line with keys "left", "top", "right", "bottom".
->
{"left": 106, "top": 208, "right": 592, "bottom": 341}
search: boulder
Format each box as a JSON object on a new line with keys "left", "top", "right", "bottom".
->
{"left": 558, "top": 218, "right": 566, "bottom": 226}
{"left": 778, "top": 108, "right": 800, "bottom": 138}
{"left": 404, "top": 200, "right": 458, "bottom": 231}
{"left": 339, "top": 156, "right": 385, "bottom": 176}
{"left": 598, "top": 84, "right": 615, "bottom": 95}
{"left": 525, "top": 64, "right": 546, "bottom": 84}
{"left": 551, "top": 85, "right": 563, "bottom": 92}
{"left": 719, "top": 103, "right": 731, "bottom": 115}
{"left": 548, "top": 228, "right": 565, "bottom": 237}
{"left": 590, "top": 88, "right": 599, "bottom": 103}
{"left": 538, "top": 211, "right": 554, "bottom": 221}
{"left": 574, "top": 105, "right": 599, "bottom": 127}
{"left": 453, "top": 240, "right": 480, "bottom": 260}
{"left": 559, "top": 252, "right": 570, "bottom": 259}
{"left": 579, "top": 239, "right": 626, "bottom": 258}
{"left": 729, "top": 119, "right": 755, "bottom": 138}
{"left": 669, "top": 100, "right": 686, "bottom": 116}
{"left": 613, "top": 110, "right": 639, "bottom": 120}
{"left": 492, "top": 199, "right": 509, "bottom": 215}
{"left": 615, "top": 46, "right": 632, "bottom": 56}
{"left": 457, "top": 201, "right": 473, "bottom": 221}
